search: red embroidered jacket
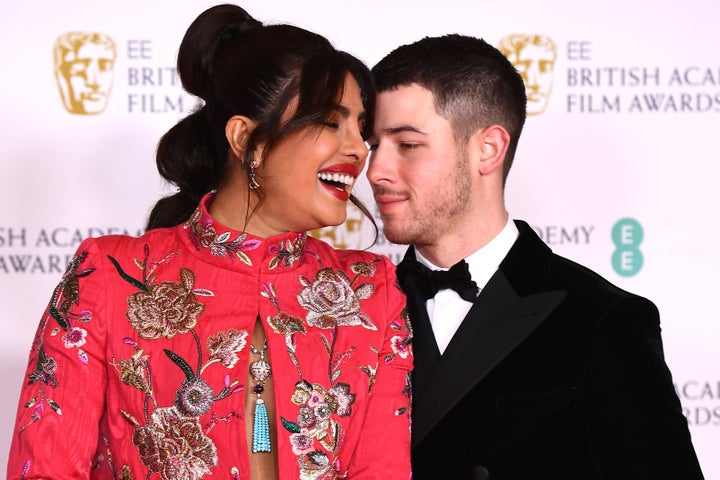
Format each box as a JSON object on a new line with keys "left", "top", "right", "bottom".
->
{"left": 8, "top": 194, "right": 413, "bottom": 480}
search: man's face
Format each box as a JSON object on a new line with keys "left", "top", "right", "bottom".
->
{"left": 508, "top": 43, "right": 555, "bottom": 115}
{"left": 59, "top": 42, "right": 115, "bottom": 114}
{"left": 366, "top": 84, "right": 472, "bottom": 246}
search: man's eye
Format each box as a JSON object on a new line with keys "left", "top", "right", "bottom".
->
{"left": 400, "top": 143, "right": 420, "bottom": 150}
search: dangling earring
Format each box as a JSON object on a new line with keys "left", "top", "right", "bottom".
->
{"left": 248, "top": 160, "right": 260, "bottom": 190}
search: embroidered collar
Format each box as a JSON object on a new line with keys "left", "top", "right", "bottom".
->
{"left": 181, "top": 193, "right": 311, "bottom": 272}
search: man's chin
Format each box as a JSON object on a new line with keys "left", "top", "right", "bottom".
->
{"left": 381, "top": 227, "right": 412, "bottom": 246}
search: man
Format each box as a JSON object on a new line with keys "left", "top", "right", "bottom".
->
{"left": 366, "top": 34, "right": 703, "bottom": 480}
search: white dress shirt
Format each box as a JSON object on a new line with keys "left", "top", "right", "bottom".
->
{"left": 415, "top": 218, "right": 519, "bottom": 354}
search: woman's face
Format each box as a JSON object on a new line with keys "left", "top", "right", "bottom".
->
{"left": 254, "top": 73, "right": 369, "bottom": 235}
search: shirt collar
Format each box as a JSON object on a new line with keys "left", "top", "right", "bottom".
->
{"left": 415, "top": 217, "right": 519, "bottom": 291}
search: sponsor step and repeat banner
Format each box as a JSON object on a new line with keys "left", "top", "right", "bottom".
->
{"left": 2, "top": 1, "right": 719, "bottom": 475}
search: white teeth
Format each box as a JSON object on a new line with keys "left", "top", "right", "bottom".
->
{"left": 317, "top": 172, "right": 354, "bottom": 186}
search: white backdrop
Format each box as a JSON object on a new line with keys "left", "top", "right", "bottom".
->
{"left": 2, "top": 1, "right": 719, "bottom": 477}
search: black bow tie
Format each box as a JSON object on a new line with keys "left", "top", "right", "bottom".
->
{"left": 396, "top": 257, "right": 479, "bottom": 302}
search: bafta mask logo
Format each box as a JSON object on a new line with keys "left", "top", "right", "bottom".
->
{"left": 498, "top": 34, "right": 557, "bottom": 115}
{"left": 310, "top": 205, "right": 367, "bottom": 250}
{"left": 54, "top": 32, "right": 117, "bottom": 115}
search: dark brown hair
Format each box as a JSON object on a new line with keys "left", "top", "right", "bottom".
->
{"left": 146, "top": 4, "right": 376, "bottom": 231}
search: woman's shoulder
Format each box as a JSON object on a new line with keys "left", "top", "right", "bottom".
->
{"left": 77, "top": 225, "right": 182, "bottom": 259}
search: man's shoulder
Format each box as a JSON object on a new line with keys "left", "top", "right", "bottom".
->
{"left": 546, "top": 251, "right": 656, "bottom": 314}
{"left": 512, "top": 219, "right": 651, "bottom": 303}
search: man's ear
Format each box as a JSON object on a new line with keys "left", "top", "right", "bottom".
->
{"left": 473, "top": 124, "right": 510, "bottom": 176}
{"left": 225, "top": 115, "right": 257, "bottom": 160}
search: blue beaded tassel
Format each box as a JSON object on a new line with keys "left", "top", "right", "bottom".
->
{"left": 252, "top": 399, "right": 271, "bottom": 452}
{"left": 250, "top": 340, "right": 272, "bottom": 453}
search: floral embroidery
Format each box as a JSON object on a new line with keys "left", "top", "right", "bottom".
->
{"left": 61, "top": 326, "right": 88, "bottom": 348}
{"left": 397, "top": 372, "right": 412, "bottom": 417}
{"left": 185, "top": 205, "right": 316, "bottom": 270}
{"left": 282, "top": 380, "right": 350, "bottom": 479}
{"left": 109, "top": 249, "right": 210, "bottom": 340}
{"left": 184, "top": 207, "right": 261, "bottom": 265}
{"left": 259, "top": 259, "right": 388, "bottom": 479}
{"left": 391, "top": 308, "right": 413, "bottom": 415}
{"left": 297, "top": 262, "right": 379, "bottom": 330}
{"left": 268, "top": 233, "right": 309, "bottom": 269}
{"left": 110, "top": 247, "right": 247, "bottom": 480}
{"left": 359, "top": 341, "right": 412, "bottom": 414}
{"left": 175, "top": 377, "right": 216, "bottom": 416}
{"left": 112, "top": 332, "right": 244, "bottom": 479}
{"left": 127, "top": 406, "right": 218, "bottom": 480}
{"left": 27, "top": 350, "right": 58, "bottom": 388}
{"left": 119, "top": 465, "right": 134, "bottom": 480}
{"left": 205, "top": 328, "right": 248, "bottom": 370}
{"left": 46, "top": 251, "right": 95, "bottom": 331}
{"left": 117, "top": 349, "right": 152, "bottom": 395}
{"left": 112, "top": 346, "right": 242, "bottom": 479}
{"left": 16, "top": 212, "right": 412, "bottom": 478}
{"left": 328, "top": 383, "right": 355, "bottom": 417}
{"left": 126, "top": 271, "right": 205, "bottom": 339}
{"left": 266, "top": 310, "right": 307, "bottom": 336}
{"left": 19, "top": 251, "right": 95, "bottom": 433}
{"left": 387, "top": 308, "right": 413, "bottom": 362}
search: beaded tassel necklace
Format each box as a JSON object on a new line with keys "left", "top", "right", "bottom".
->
{"left": 249, "top": 339, "right": 271, "bottom": 453}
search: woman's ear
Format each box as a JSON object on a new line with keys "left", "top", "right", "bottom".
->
{"left": 473, "top": 124, "right": 510, "bottom": 176}
{"left": 225, "top": 115, "right": 256, "bottom": 160}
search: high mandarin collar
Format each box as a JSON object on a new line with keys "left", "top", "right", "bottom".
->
{"left": 180, "top": 193, "right": 312, "bottom": 273}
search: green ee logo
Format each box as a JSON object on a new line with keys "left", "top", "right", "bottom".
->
{"left": 611, "top": 218, "right": 643, "bottom": 277}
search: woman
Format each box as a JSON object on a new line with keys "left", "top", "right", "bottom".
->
{"left": 7, "top": 5, "right": 412, "bottom": 479}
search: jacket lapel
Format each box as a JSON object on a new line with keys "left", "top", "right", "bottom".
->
{"left": 407, "top": 221, "right": 567, "bottom": 447}
{"left": 411, "top": 271, "right": 565, "bottom": 446}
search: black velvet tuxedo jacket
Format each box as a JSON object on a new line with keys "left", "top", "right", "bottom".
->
{"left": 402, "top": 220, "right": 703, "bottom": 480}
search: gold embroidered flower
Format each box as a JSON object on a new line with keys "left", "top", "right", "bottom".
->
{"left": 267, "top": 311, "right": 307, "bottom": 336}
{"left": 297, "top": 268, "right": 376, "bottom": 330}
{"left": 185, "top": 207, "right": 259, "bottom": 264}
{"left": 183, "top": 209, "right": 218, "bottom": 249}
{"left": 28, "top": 349, "right": 58, "bottom": 387}
{"left": 196, "top": 224, "right": 218, "bottom": 249}
{"left": 119, "top": 465, "right": 133, "bottom": 480}
{"left": 48, "top": 250, "right": 95, "bottom": 331}
{"left": 268, "top": 233, "right": 307, "bottom": 269}
{"left": 349, "top": 260, "right": 377, "bottom": 277}
{"left": 297, "top": 448, "right": 338, "bottom": 480}
{"left": 291, "top": 380, "right": 314, "bottom": 405}
{"left": 126, "top": 268, "right": 204, "bottom": 339}
{"left": 206, "top": 328, "right": 248, "bottom": 369}
{"left": 132, "top": 406, "right": 217, "bottom": 480}
{"left": 117, "top": 349, "right": 151, "bottom": 395}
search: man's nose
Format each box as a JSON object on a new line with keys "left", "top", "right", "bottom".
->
{"left": 366, "top": 145, "right": 392, "bottom": 185}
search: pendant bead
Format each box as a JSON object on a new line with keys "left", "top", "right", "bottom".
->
{"left": 250, "top": 338, "right": 272, "bottom": 453}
